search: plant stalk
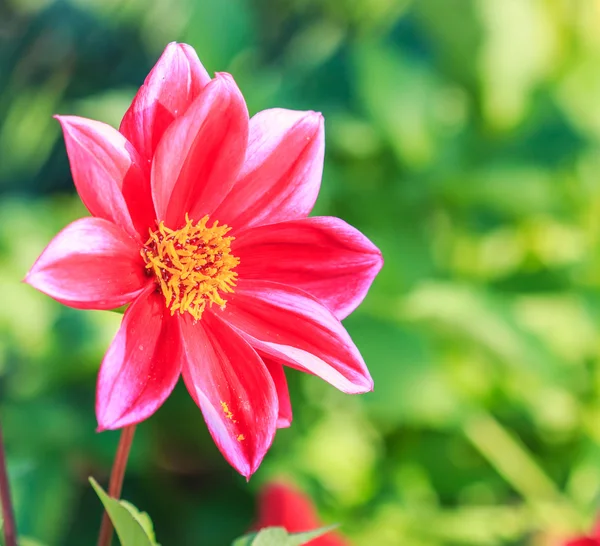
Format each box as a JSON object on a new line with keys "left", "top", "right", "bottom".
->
{"left": 97, "top": 425, "right": 136, "bottom": 546}
{"left": 0, "top": 420, "right": 17, "bottom": 546}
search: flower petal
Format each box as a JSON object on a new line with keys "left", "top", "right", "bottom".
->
{"left": 180, "top": 311, "right": 277, "bottom": 478}
{"left": 256, "top": 483, "right": 349, "bottom": 545}
{"left": 151, "top": 73, "right": 249, "bottom": 227}
{"left": 25, "top": 217, "right": 148, "bottom": 310}
{"left": 56, "top": 115, "right": 153, "bottom": 238}
{"left": 221, "top": 280, "right": 373, "bottom": 394}
{"left": 263, "top": 358, "right": 292, "bottom": 429}
{"left": 214, "top": 108, "right": 324, "bottom": 230}
{"left": 256, "top": 483, "right": 321, "bottom": 531}
{"left": 96, "top": 289, "right": 182, "bottom": 430}
{"left": 233, "top": 216, "right": 383, "bottom": 320}
{"left": 564, "top": 540, "right": 599, "bottom": 546}
{"left": 120, "top": 42, "right": 211, "bottom": 164}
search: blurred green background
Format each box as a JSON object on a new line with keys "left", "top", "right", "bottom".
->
{"left": 2, "top": 0, "right": 600, "bottom": 544}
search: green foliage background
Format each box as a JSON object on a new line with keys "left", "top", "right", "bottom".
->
{"left": 2, "top": 0, "right": 600, "bottom": 544}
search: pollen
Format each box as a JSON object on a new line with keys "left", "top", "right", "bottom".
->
{"left": 141, "top": 214, "right": 240, "bottom": 321}
{"left": 221, "top": 401, "right": 235, "bottom": 421}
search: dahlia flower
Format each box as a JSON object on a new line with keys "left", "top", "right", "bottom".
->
{"left": 26, "top": 42, "right": 382, "bottom": 477}
{"left": 255, "top": 482, "right": 348, "bottom": 546}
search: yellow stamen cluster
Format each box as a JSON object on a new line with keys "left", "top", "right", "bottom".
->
{"left": 141, "top": 214, "right": 239, "bottom": 321}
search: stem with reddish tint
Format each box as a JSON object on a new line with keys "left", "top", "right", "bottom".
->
{"left": 0, "top": 420, "right": 17, "bottom": 546}
{"left": 97, "top": 425, "right": 136, "bottom": 546}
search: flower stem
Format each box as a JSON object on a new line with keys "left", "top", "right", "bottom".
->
{"left": 0, "top": 420, "right": 17, "bottom": 546}
{"left": 97, "top": 425, "right": 136, "bottom": 546}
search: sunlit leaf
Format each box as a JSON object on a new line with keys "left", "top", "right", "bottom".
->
{"left": 231, "top": 532, "right": 256, "bottom": 546}
{"left": 20, "top": 538, "right": 50, "bottom": 546}
{"left": 282, "top": 526, "right": 339, "bottom": 546}
{"left": 231, "top": 526, "right": 338, "bottom": 546}
{"left": 89, "top": 478, "right": 158, "bottom": 546}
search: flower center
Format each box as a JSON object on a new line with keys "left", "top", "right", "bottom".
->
{"left": 141, "top": 214, "right": 239, "bottom": 321}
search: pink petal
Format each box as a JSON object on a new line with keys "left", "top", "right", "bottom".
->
{"left": 256, "top": 483, "right": 349, "bottom": 546}
{"left": 214, "top": 108, "right": 324, "bottom": 230}
{"left": 96, "top": 288, "right": 182, "bottom": 430}
{"left": 56, "top": 115, "right": 154, "bottom": 238}
{"left": 233, "top": 216, "right": 383, "bottom": 320}
{"left": 564, "top": 540, "right": 599, "bottom": 546}
{"left": 263, "top": 358, "right": 292, "bottom": 428}
{"left": 220, "top": 280, "right": 373, "bottom": 394}
{"left": 151, "top": 73, "right": 249, "bottom": 227}
{"left": 120, "top": 42, "right": 211, "bottom": 164}
{"left": 25, "top": 217, "right": 149, "bottom": 310}
{"left": 179, "top": 311, "right": 277, "bottom": 478}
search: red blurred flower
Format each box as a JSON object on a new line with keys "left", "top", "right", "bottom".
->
{"left": 565, "top": 520, "right": 600, "bottom": 546}
{"left": 256, "top": 483, "right": 349, "bottom": 545}
{"left": 25, "top": 42, "right": 382, "bottom": 478}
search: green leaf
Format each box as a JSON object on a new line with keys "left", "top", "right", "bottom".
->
{"left": 232, "top": 526, "right": 338, "bottom": 546}
{"left": 89, "top": 477, "right": 159, "bottom": 546}
{"left": 119, "top": 500, "right": 158, "bottom": 544}
{"left": 231, "top": 532, "right": 256, "bottom": 546}
{"left": 283, "top": 526, "right": 338, "bottom": 546}
{"left": 20, "top": 538, "right": 50, "bottom": 546}
{"left": 251, "top": 527, "right": 288, "bottom": 546}
{"left": 0, "top": 533, "right": 48, "bottom": 546}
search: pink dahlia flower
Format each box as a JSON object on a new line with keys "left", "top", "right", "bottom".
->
{"left": 25, "top": 42, "right": 382, "bottom": 477}
{"left": 255, "top": 482, "right": 348, "bottom": 545}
